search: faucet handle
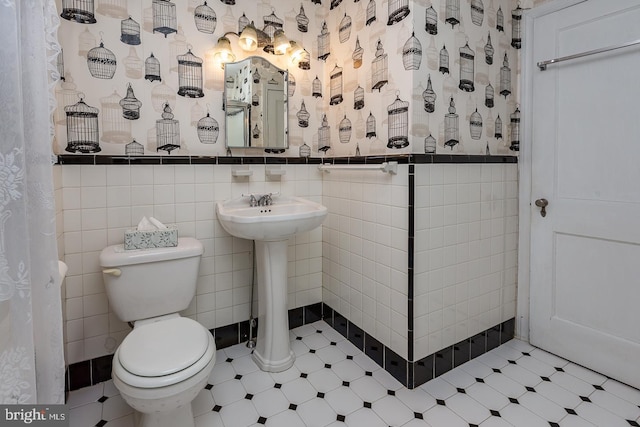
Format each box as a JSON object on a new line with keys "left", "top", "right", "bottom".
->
{"left": 264, "top": 194, "right": 273, "bottom": 206}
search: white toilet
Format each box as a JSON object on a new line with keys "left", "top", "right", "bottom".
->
{"left": 100, "top": 237, "right": 216, "bottom": 427}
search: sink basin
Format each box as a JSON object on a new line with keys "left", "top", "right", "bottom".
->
{"left": 216, "top": 195, "right": 327, "bottom": 241}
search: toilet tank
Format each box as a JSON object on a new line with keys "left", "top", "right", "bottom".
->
{"left": 100, "top": 237, "right": 204, "bottom": 322}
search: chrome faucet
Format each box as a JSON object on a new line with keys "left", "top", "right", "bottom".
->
{"left": 249, "top": 194, "right": 259, "bottom": 207}
{"left": 246, "top": 192, "right": 277, "bottom": 207}
{"left": 258, "top": 193, "right": 273, "bottom": 206}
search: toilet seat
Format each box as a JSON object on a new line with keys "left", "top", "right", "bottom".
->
{"left": 113, "top": 317, "right": 216, "bottom": 388}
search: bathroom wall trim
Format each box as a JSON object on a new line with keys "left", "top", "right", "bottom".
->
{"left": 56, "top": 154, "right": 517, "bottom": 166}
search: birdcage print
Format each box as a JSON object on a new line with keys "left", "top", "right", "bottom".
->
{"left": 145, "top": 53, "right": 161, "bottom": 82}
{"left": 329, "top": 65, "right": 343, "bottom": 105}
{"left": 65, "top": 97, "right": 100, "bottom": 153}
{"left": 371, "top": 40, "right": 388, "bottom": 92}
{"left": 297, "top": 5, "right": 309, "bottom": 32}
{"left": 439, "top": 45, "right": 449, "bottom": 74}
{"left": 339, "top": 115, "right": 352, "bottom": 143}
{"left": 299, "top": 142, "right": 311, "bottom": 157}
{"left": 318, "top": 114, "right": 331, "bottom": 152}
{"left": 96, "top": 0, "right": 127, "bottom": 18}
{"left": 101, "top": 90, "right": 130, "bottom": 143}
{"left": 471, "top": 0, "right": 484, "bottom": 26}
{"left": 153, "top": 0, "right": 177, "bottom": 37}
{"left": 444, "top": 97, "right": 459, "bottom": 149}
{"left": 123, "top": 47, "right": 143, "bottom": 79}
{"left": 422, "top": 74, "right": 436, "bottom": 113}
{"left": 510, "top": 107, "right": 520, "bottom": 151}
{"left": 87, "top": 40, "right": 117, "bottom": 79}
{"left": 221, "top": 0, "right": 234, "bottom": 5}
{"left": 470, "top": 108, "right": 482, "bottom": 140}
{"left": 289, "top": 73, "right": 296, "bottom": 97}
{"left": 238, "top": 13, "right": 250, "bottom": 33}
{"left": 388, "top": 0, "right": 410, "bottom": 25}
{"left": 500, "top": 53, "right": 511, "bottom": 97}
{"left": 458, "top": 42, "right": 475, "bottom": 92}
{"left": 485, "top": 83, "right": 494, "bottom": 108}
{"left": 297, "top": 101, "right": 310, "bottom": 127}
{"left": 190, "top": 102, "right": 204, "bottom": 126}
{"left": 298, "top": 50, "right": 311, "bottom": 70}
{"left": 56, "top": 50, "right": 65, "bottom": 81}
{"left": 387, "top": 95, "right": 409, "bottom": 148}
{"left": 177, "top": 48, "right": 204, "bottom": 98}
{"left": 263, "top": 10, "right": 284, "bottom": 40}
{"left": 484, "top": 33, "right": 494, "bottom": 65}
{"left": 352, "top": 37, "right": 364, "bottom": 69}
{"left": 169, "top": 29, "right": 187, "bottom": 73}
{"left": 194, "top": 1, "right": 216, "bottom": 33}
{"left": 197, "top": 113, "right": 219, "bottom": 144}
{"left": 445, "top": 0, "right": 460, "bottom": 27}
{"left": 156, "top": 102, "right": 180, "bottom": 153}
{"left": 331, "top": 0, "right": 343, "bottom": 10}
{"left": 366, "top": 111, "right": 376, "bottom": 138}
{"left": 56, "top": 76, "right": 79, "bottom": 124}
{"left": 495, "top": 114, "right": 503, "bottom": 139}
{"left": 366, "top": 0, "right": 376, "bottom": 26}
{"left": 120, "top": 84, "right": 142, "bottom": 120}
{"left": 339, "top": 14, "right": 352, "bottom": 43}
{"left": 61, "top": 0, "right": 97, "bottom": 24}
{"left": 318, "top": 22, "right": 330, "bottom": 61}
{"left": 312, "top": 76, "right": 322, "bottom": 98}
{"left": 425, "top": 6, "right": 437, "bottom": 35}
{"left": 512, "top": 5, "right": 523, "bottom": 49}
{"left": 252, "top": 123, "right": 260, "bottom": 139}
{"left": 496, "top": 6, "right": 504, "bottom": 32}
{"left": 78, "top": 28, "right": 96, "bottom": 57}
{"left": 121, "top": 17, "right": 141, "bottom": 45}
{"left": 424, "top": 133, "right": 436, "bottom": 153}
{"left": 311, "top": 0, "right": 320, "bottom": 4}
{"left": 402, "top": 32, "right": 422, "bottom": 70}
{"left": 252, "top": 93, "right": 260, "bottom": 107}
{"left": 354, "top": 86, "right": 365, "bottom": 110}
{"left": 125, "top": 139, "right": 144, "bottom": 155}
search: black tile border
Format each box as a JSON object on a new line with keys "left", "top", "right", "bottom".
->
{"left": 57, "top": 154, "right": 517, "bottom": 166}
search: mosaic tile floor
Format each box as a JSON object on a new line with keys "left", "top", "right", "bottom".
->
{"left": 67, "top": 320, "right": 640, "bottom": 427}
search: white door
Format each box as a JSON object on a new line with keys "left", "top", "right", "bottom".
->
{"left": 530, "top": 0, "right": 640, "bottom": 389}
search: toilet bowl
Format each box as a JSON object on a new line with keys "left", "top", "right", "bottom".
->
{"left": 100, "top": 238, "right": 215, "bottom": 427}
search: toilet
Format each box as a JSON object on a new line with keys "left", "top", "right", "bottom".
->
{"left": 100, "top": 237, "right": 216, "bottom": 427}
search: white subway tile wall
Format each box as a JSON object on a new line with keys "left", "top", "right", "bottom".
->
{"left": 414, "top": 163, "right": 518, "bottom": 361}
{"left": 59, "top": 164, "right": 323, "bottom": 364}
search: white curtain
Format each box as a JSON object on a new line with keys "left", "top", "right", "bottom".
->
{"left": 0, "top": 0, "right": 64, "bottom": 404}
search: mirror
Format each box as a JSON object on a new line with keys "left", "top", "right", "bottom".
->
{"left": 224, "top": 57, "right": 288, "bottom": 149}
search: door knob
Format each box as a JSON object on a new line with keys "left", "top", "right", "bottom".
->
{"left": 535, "top": 198, "right": 548, "bottom": 217}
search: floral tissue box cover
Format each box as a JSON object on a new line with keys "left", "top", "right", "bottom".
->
{"left": 124, "top": 226, "right": 178, "bottom": 250}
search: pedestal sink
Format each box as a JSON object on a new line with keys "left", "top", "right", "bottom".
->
{"left": 216, "top": 195, "right": 327, "bottom": 372}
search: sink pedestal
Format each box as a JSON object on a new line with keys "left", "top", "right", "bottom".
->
{"left": 252, "top": 239, "right": 295, "bottom": 372}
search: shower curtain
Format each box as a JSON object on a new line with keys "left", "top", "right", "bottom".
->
{"left": 0, "top": 0, "right": 64, "bottom": 404}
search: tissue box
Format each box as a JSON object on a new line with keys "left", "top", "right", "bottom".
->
{"left": 124, "top": 226, "right": 178, "bottom": 250}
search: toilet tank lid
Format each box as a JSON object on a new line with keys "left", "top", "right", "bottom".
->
{"left": 100, "top": 237, "right": 204, "bottom": 267}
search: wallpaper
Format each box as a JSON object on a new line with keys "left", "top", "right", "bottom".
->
{"left": 54, "top": 0, "right": 522, "bottom": 157}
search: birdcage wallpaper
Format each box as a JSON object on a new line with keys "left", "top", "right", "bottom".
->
{"left": 87, "top": 41, "right": 117, "bottom": 79}
{"left": 371, "top": 40, "right": 388, "bottom": 91}
{"left": 297, "top": 101, "right": 310, "bottom": 127}
{"left": 100, "top": 90, "right": 130, "bottom": 143}
{"left": 424, "top": 133, "right": 436, "bottom": 153}
{"left": 387, "top": 95, "right": 409, "bottom": 149}
{"left": 318, "top": 114, "right": 331, "bottom": 152}
{"left": 484, "top": 33, "right": 494, "bottom": 64}
{"left": 471, "top": 0, "right": 484, "bottom": 26}
{"left": 65, "top": 97, "right": 100, "bottom": 153}
{"left": 238, "top": 13, "right": 249, "bottom": 33}
{"left": 339, "top": 14, "right": 352, "bottom": 43}
{"left": 339, "top": 115, "right": 352, "bottom": 143}
{"left": 297, "top": 5, "right": 309, "bottom": 32}
{"left": 512, "top": 5, "right": 523, "bottom": 49}
{"left": 318, "top": 21, "right": 330, "bottom": 61}
{"left": 470, "top": 108, "right": 482, "bottom": 140}
{"left": 61, "top": 0, "right": 97, "bottom": 24}
{"left": 153, "top": 0, "right": 177, "bottom": 37}
{"left": 125, "top": 139, "right": 144, "bottom": 155}
{"left": 144, "top": 53, "right": 161, "bottom": 82}
{"left": 445, "top": 0, "right": 460, "bottom": 27}
{"left": 252, "top": 93, "right": 259, "bottom": 106}
{"left": 459, "top": 42, "right": 475, "bottom": 92}
{"left": 422, "top": 75, "right": 436, "bottom": 113}
{"left": 366, "top": 0, "right": 376, "bottom": 26}
{"left": 156, "top": 102, "right": 180, "bottom": 153}
{"left": 120, "top": 17, "right": 141, "bottom": 45}
{"left": 312, "top": 75, "right": 322, "bottom": 98}
{"left": 78, "top": 28, "right": 96, "bottom": 57}
{"left": 329, "top": 65, "right": 343, "bottom": 105}
{"left": 366, "top": 112, "right": 376, "bottom": 138}
{"left": 197, "top": 113, "right": 219, "bottom": 144}
{"left": 485, "top": 83, "right": 494, "bottom": 108}
{"left": 495, "top": 114, "right": 503, "bottom": 139}
{"left": 439, "top": 45, "right": 449, "bottom": 74}
{"left": 123, "top": 47, "right": 143, "bottom": 79}
{"left": 388, "top": 0, "right": 410, "bottom": 25}
{"left": 510, "top": 107, "right": 520, "bottom": 151}
{"left": 497, "top": 6, "right": 504, "bottom": 32}
{"left": 425, "top": 6, "right": 437, "bottom": 35}
{"left": 177, "top": 48, "right": 204, "bottom": 98}
{"left": 57, "top": 50, "right": 65, "bottom": 81}
{"left": 56, "top": 77, "right": 79, "bottom": 124}
{"left": 500, "top": 53, "right": 511, "bottom": 97}
{"left": 444, "top": 97, "right": 459, "bottom": 149}
{"left": 402, "top": 32, "right": 422, "bottom": 70}
{"left": 288, "top": 73, "right": 296, "bottom": 97}
{"left": 120, "top": 84, "right": 142, "bottom": 120}
{"left": 252, "top": 123, "right": 260, "bottom": 139}
{"left": 352, "top": 38, "right": 364, "bottom": 69}
{"left": 354, "top": 86, "right": 365, "bottom": 110}
{"left": 194, "top": 1, "right": 216, "bottom": 33}
{"left": 330, "top": 0, "right": 343, "bottom": 10}
{"left": 299, "top": 142, "right": 311, "bottom": 157}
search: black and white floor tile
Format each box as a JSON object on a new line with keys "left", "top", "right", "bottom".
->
{"left": 68, "top": 320, "right": 640, "bottom": 427}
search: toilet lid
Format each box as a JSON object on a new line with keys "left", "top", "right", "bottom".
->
{"left": 118, "top": 317, "right": 209, "bottom": 377}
